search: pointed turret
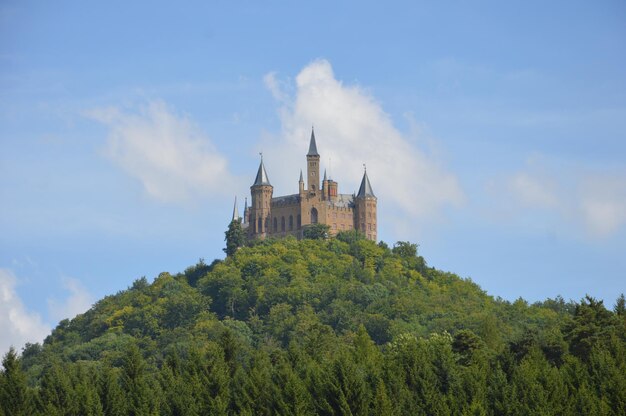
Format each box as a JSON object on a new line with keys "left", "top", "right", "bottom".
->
{"left": 299, "top": 169, "right": 304, "bottom": 182}
{"left": 250, "top": 154, "right": 273, "bottom": 239}
{"left": 354, "top": 165, "right": 377, "bottom": 241}
{"left": 306, "top": 128, "right": 320, "bottom": 192}
{"left": 232, "top": 196, "right": 240, "bottom": 222}
{"left": 307, "top": 127, "right": 319, "bottom": 156}
{"left": 243, "top": 197, "right": 249, "bottom": 225}
{"left": 253, "top": 158, "right": 271, "bottom": 186}
{"left": 357, "top": 169, "right": 375, "bottom": 198}
{"left": 323, "top": 169, "right": 327, "bottom": 181}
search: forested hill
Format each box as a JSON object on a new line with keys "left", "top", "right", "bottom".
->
{"left": 2, "top": 233, "right": 625, "bottom": 415}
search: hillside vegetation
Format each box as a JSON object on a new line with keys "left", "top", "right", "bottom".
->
{"left": 1, "top": 233, "right": 625, "bottom": 415}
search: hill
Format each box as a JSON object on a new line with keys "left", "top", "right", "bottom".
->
{"left": 1, "top": 233, "right": 625, "bottom": 415}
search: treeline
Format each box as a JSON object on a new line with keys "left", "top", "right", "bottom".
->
{"left": 1, "top": 233, "right": 625, "bottom": 415}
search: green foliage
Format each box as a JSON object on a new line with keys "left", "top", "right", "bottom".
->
{"left": 224, "top": 219, "right": 245, "bottom": 257}
{"left": 0, "top": 348, "right": 33, "bottom": 416}
{"left": 4, "top": 238, "right": 625, "bottom": 415}
{"left": 302, "top": 223, "right": 330, "bottom": 240}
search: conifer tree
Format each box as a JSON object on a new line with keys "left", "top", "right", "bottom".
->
{"left": 99, "top": 367, "right": 126, "bottom": 416}
{"left": 121, "top": 344, "right": 151, "bottom": 416}
{"left": 224, "top": 219, "right": 245, "bottom": 257}
{"left": 0, "top": 348, "right": 32, "bottom": 416}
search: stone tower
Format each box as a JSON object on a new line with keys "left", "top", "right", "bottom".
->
{"left": 355, "top": 167, "right": 377, "bottom": 241}
{"left": 249, "top": 157, "right": 273, "bottom": 239}
{"left": 306, "top": 129, "right": 320, "bottom": 194}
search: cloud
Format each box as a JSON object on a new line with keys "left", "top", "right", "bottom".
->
{"left": 493, "top": 159, "right": 626, "bottom": 238}
{"left": 47, "top": 278, "right": 94, "bottom": 324}
{"left": 87, "top": 100, "right": 237, "bottom": 204}
{"left": 262, "top": 60, "right": 464, "bottom": 233}
{"left": 0, "top": 269, "right": 50, "bottom": 355}
{"left": 578, "top": 177, "right": 626, "bottom": 238}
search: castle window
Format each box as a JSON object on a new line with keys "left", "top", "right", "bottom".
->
{"left": 273, "top": 217, "right": 278, "bottom": 233}
{"left": 257, "top": 217, "right": 262, "bottom": 233}
{"left": 281, "top": 216, "right": 285, "bottom": 232}
{"left": 265, "top": 216, "right": 270, "bottom": 231}
{"left": 311, "top": 208, "right": 318, "bottom": 224}
{"left": 289, "top": 215, "right": 293, "bottom": 230}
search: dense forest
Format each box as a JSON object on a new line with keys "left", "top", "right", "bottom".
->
{"left": 1, "top": 230, "right": 625, "bottom": 415}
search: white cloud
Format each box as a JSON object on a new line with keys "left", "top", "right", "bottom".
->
{"left": 494, "top": 160, "right": 626, "bottom": 238}
{"left": 0, "top": 269, "right": 50, "bottom": 355}
{"left": 508, "top": 171, "right": 559, "bottom": 210}
{"left": 262, "top": 60, "right": 464, "bottom": 233}
{"left": 87, "top": 100, "right": 238, "bottom": 204}
{"left": 578, "top": 177, "right": 626, "bottom": 238}
{"left": 47, "top": 278, "right": 94, "bottom": 324}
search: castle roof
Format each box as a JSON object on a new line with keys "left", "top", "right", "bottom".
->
{"left": 307, "top": 128, "right": 319, "bottom": 157}
{"left": 253, "top": 159, "right": 271, "bottom": 186}
{"left": 272, "top": 194, "right": 300, "bottom": 205}
{"left": 357, "top": 170, "right": 375, "bottom": 198}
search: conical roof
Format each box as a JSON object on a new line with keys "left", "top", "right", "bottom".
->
{"left": 357, "top": 170, "right": 375, "bottom": 198}
{"left": 253, "top": 159, "right": 271, "bottom": 186}
{"left": 299, "top": 169, "right": 303, "bottom": 182}
{"left": 232, "top": 196, "right": 240, "bottom": 221}
{"left": 307, "top": 128, "right": 319, "bottom": 156}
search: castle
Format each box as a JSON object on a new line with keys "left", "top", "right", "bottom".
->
{"left": 233, "top": 129, "right": 378, "bottom": 241}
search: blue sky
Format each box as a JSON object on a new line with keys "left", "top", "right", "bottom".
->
{"left": 1, "top": 0, "right": 625, "bottom": 353}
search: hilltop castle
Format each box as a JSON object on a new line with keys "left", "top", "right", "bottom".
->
{"left": 233, "top": 129, "right": 377, "bottom": 241}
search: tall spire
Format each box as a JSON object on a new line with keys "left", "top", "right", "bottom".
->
{"left": 357, "top": 166, "right": 375, "bottom": 197}
{"left": 299, "top": 169, "right": 303, "bottom": 182}
{"left": 323, "top": 169, "right": 327, "bottom": 181}
{"left": 307, "top": 127, "right": 319, "bottom": 156}
{"left": 253, "top": 156, "right": 271, "bottom": 186}
{"left": 232, "top": 196, "right": 240, "bottom": 221}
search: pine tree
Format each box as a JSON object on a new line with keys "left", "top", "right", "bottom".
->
{"left": 224, "top": 219, "right": 245, "bottom": 257}
{"left": 99, "top": 367, "right": 126, "bottom": 416}
{"left": 121, "top": 344, "right": 151, "bottom": 416}
{"left": 38, "top": 360, "right": 77, "bottom": 415}
{"left": 614, "top": 294, "right": 626, "bottom": 316}
{"left": 0, "top": 348, "right": 32, "bottom": 416}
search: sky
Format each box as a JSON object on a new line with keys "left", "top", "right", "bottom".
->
{"left": 1, "top": 0, "right": 625, "bottom": 354}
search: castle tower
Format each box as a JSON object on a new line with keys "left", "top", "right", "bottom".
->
{"left": 355, "top": 167, "right": 377, "bottom": 241}
{"left": 328, "top": 179, "right": 338, "bottom": 201}
{"left": 299, "top": 169, "right": 305, "bottom": 195}
{"left": 307, "top": 128, "right": 320, "bottom": 194}
{"left": 322, "top": 169, "right": 329, "bottom": 200}
{"left": 249, "top": 157, "right": 273, "bottom": 239}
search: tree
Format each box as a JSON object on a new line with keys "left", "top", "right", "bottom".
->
{"left": 302, "top": 223, "right": 330, "bottom": 240}
{"left": 0, "top": 348, "right": 32, "bottom": 416}
{"left": 564, "top": 295, "right": 615, "bottom": 362}
{"left": 614, "top": 294, "right": 625, "bottom": 316}
{"left": 121, "top": 344, "right": 152, "bottom": 416}
{"left": 224, "top": 219, "right": 245, "bottom": 257}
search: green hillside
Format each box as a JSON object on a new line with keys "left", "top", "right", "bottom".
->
{"left": 2, "top": 233, "right": 625, "bottom": 415}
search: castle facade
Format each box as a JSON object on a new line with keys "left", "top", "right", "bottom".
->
{"left": 236, "top": 129, "right": 377, "bottom": 241}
